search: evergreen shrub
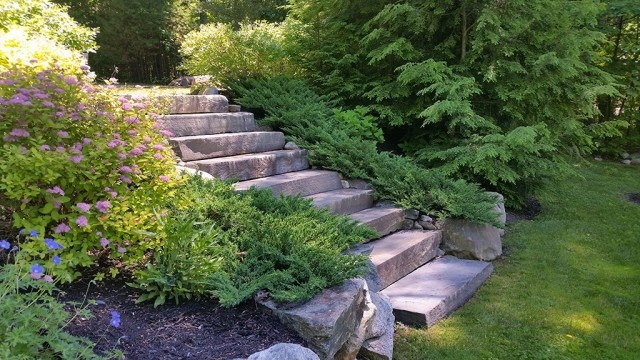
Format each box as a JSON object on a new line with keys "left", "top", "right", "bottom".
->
{"left": 133, "top": 175, "right": 374, "bottom": 307}
{"left": 233, "top": 76, "right": 499, "bottom": 224}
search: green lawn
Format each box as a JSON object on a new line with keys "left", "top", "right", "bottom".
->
{"left": 394, "top": 161, "right": 640, "bottom": 359}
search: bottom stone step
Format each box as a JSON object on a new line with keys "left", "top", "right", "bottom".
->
{"left": 381, "top": 256, "right": 493, "bottom": 327}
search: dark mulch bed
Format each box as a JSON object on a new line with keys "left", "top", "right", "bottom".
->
{"left": 59, "top": 273, "right": 306, "bottom": 360}
{"left": 626, "top": 193, "right": 640, "bottom": 204}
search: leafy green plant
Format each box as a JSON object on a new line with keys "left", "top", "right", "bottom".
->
{"left": 180, "top": 21, "right": 297, "bottom": 86}
{"left": 233, "top": 76, "right": 499, "bottom": 224}
{"left": 0, "top": 237, "right": 107, "bottom": 359}
{"left": 132, "top": 175, "right": 373, "bottom": 307}
{"left": 0, "top": 64, "right": 181, "bottom": 281}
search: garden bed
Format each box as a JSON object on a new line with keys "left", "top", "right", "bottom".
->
{"left": 60, "top": 272, "right": 306, "bottom": 360}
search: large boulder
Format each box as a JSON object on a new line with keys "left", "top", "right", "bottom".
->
{"left": 334, "top": 282, "right": 377, "bottom": 360}
{"left": 441, "top": 192, "right": 505, "bottom": 261}
{"left": 246, "top": 343, "right": 320, "bottom": 360}
{"left": 359, "top": 292, "right": 394, "bottom": 360}
{"left": 259, "top": 279, "right": 368, "bottom": 360}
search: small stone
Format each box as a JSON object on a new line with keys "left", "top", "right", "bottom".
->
{"left": 423, "top": 223, "right": 439, "bottom": 231}
{"left": 594, "top": 156, "right": 603, "bottom": 161}
{"left": 375, "top": 200, "right": 395, "bottom": 208}
{"left": 404, "top": 209, "right": 419, "bottom": 220}
{"left": 199, "top": 87, "right": 218, "bottom": 95}
{"left": 346, "top": 179, "right": 372, "bottom": 190}
{"left": 284, "top": 141, "right": 300, "bottom": 150}
{"left": 247, "top": 343, "right": 319, "bottom": 360}
{"left": 631, "top": 158, "right": 640, "bottom": 165}
{"left": 419, "top": 215, "right": 433, "bottom": 223}
{"left": 622, "top": 152, "right": 630, "bottom": 159}
{"left": 622, "top": 159, "right": 632, "bottom": 165}
{"left": 341, "top": 180, "right": 350, "bottom": 188}
{"left": 401, "top": 219, "right": 414, "bottom": 230}
{"left": 413, "top": 222, "right": 424, "bottom": 230}
{"left": 228, "top": 104, "right": 242, "bottom": 112}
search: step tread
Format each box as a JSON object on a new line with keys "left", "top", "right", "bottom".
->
{"left": 170, "top": 131, "right": 285, "bottom": 161}
{"left": 185, "top": 150, "right": 309, "bottom": 181}
{"left": 364, "top": 230, "right": 441, "bottom": 289}
{"left": 158, "top": 112, "right": 256, "bottom": 137}
{"left": 164, "top": 95, "right": 229, "bottom": 114}
{"left": 381, "top": 255, "right": 493, "bottom": 327}
{"left": 349, "top": 207, "right": 404, "bottom": 238}
{"left": 305, "top": 188, "right": 374, "bottom": 215}
{"left": 233, "top": 169, "right": 342, "bottom": 197}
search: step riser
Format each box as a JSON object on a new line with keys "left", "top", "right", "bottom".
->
{"left": 381, "top": 256, "right": 493, "bottom": 327}
{"left": 234, "top": 170, "right": 343, "bottom": 197}
{"left": 307, "top": 190, "right": 374, "bottom": 215}
{"left": 188, "top": 150, "right": 309, "bottom": 181}
{"left": 350, "top": 208, "right": 404, "bottom": 239}
{"left": 170, "top": 132, "right": 285, "bottom": 161}
{"left": 158, "top": 113, "right": 256, "bottom": 137}
{"left": 162, "top": 95, "right": 229, "bottom": 114}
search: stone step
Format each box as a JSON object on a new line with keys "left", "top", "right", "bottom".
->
{"left": 158, "top": 112, "right": 256, "bottom": 137}
{"left": 234, "top": 169, "right": 342, "bottom": 197}
{"left": 186, "top": 150, "right": 309, "bottom": 181}
{"left": 349, "top": 207, "right": 404, "bottom": 239}
{"left": 170, "top": 131, "right": 285, "bottom": 162}
{"left": 367, "top": 230, "right": 441, "bottom": 289}
{"left": 381, "top": 255, "right": 493, "bottom": 327}
{"left": 305, "top": 189, "right": 374, "bottom": 215}
{"left": 163, "top": 95, "right": 229, "bottom": 114}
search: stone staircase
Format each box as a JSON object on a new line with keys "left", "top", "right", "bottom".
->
{"left": 160, "top": 95, "right": 494, "bottom": 359}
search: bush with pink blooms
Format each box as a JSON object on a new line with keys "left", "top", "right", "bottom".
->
{"left": 0, "top": 63, "right": 181, "bottom": 281}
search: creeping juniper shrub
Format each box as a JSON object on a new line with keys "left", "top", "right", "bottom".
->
{"left": 233, "top": 76, "right": 499, "bottom": 225}
{"left": 133, "top": 176, "right": 373, "bottom": 307}
{"left": 0, "top": 64, "right": 181, "bottom": 281}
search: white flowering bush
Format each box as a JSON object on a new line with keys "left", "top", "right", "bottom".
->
{"left": 0, "top": 63, "right": 181, "bottom": 281}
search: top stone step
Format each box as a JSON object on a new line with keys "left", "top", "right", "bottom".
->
{"left": 161, "top": 95, "right": 229, "bottom": 114}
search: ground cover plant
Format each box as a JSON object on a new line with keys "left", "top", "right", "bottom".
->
{"left": 394, "top": 160, "right": 640, "bottom": 359}
{"left": 132, "top": 175, "right": 374, "bottom": 307}
{"left": 233, "top": 76, "right": 500, "bottom": 225}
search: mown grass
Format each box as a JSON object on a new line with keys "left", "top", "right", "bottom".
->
{"left": 394, "top": 161, "right": 640, "bottom": 359}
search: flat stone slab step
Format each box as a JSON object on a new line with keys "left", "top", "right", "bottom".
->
{"left": 158, "top": 112, "right": 256, "bottom": 137}
{"left": 366, "top": 230, "right": 441, "bottom": 289}
{"left": 186, "top": 150, "right": 309, "bottom": 181}
{"left": 170, "top": 131, "right": 285, "bottom": 162}
{"left": 381, "top": 255, "right": 493, "bottom": 327}
{"left": 305, "top": 189, "right": 374, "bottom": 215}
{"left": 163, "top": 95, "right": 229, "bottom": 114}
{"left": 349, "top": 207, "right": 404, "bottom": 239}
{"left": 234, "top": 169, "right": 342, "bottom": 197}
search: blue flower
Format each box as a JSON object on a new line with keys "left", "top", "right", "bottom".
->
{"left": 44, "top": 238, "right": 64, "bottom": 250}
{"left": 0, "top": 240, "right": 10, "bottom": 250}
{"left": 31, "top": 263, "right": 44, "bottom": 274}
{"left": 52, "top": 255, "right": 61, "bottom": 265}
{"left": 29, "top": 230, "right": 38, "bottom": 238}
{"left": 110, "top": 310, "right": 121, "bottom": 328}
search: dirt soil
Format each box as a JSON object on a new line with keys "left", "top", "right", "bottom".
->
{"left": 626, "top": 193, "right": 640, "bottom": 204}
{"left": 59, "top": 272, "right": 306, "bottom": 360}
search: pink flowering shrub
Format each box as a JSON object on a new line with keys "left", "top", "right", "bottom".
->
{"left": 0, "top": 64, "right": 180, "bottom": 281}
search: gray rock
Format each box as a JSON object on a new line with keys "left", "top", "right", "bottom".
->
{"left": 259, "top": 279, "right": 367, "bottom": 360}
{"left": 441, "top": 218, "right": 502, "bottom": 261}
{"left": 622, "top": 159, "right": 632, "bottom": 165}
{"left": 341, "top": 180, "right": 350, "bottom": 189}
{"left": 284, "top": 141, "right": 300, "bottom": 150}
{"left": 487, "top": 192, "right": 506, "bottom": 236}
{"left": 423, "top": 223, "right": 439, "bottom": 231}
{"left": 419, "top": 215, "right": 433, "bottom": 223}
{"left": 345, "top": 179, "right": 373, "bottom": 190}
{"left": 622, "top": 152, "right": 630, "bottom": 159}
{"left": 404, "top": 209, "right": 419, "bottom": 220}
{"left": 198, "top": 87, "right": 218, "bottom": 95}
{"left": 412, "top": 222, "right": 424, "bottom": 230}
{"left": 228, "top": 104, "right": 242, "bottom": 112}
{"left": 334, "top": 283, "right": 377, "bottom": 360}
{"left": 631, "top": 152, "right": 640, "bottom": 160}
{"left": 401, "top": 219, "right": 414, "bottom": 230}
{"left": 594, "top": 156, "right": 603, "bottom": 161}
{"left": 631, "top": 158, "right": 640, "bottom": 165}
{"left": 247, "top": 343, "right": 319, "bottom": 360}
{"left": 358, "top": 292, "right": 394, "bottom": 360}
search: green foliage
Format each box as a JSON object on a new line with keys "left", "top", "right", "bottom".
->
{"left": 0, "top": 64, "right": 180, "bottom": 281}
{"left": 233, "top": 76, "right": 499, "bottom": 224}
{"left": 0, "top": 0, "right": 96, "bottom": 73}
{"left": 284, "top": 0, "right": 628, "bottom": 204}
{"left": 202, "top": 0, "right": 288, "bottom": 25}
{"left": 333, "top": 107, "right": 384, "bottom": 144}
{"left": 0, "top": 259, "right": 102, "bottom": 359}
{"left": 132, "top": 175, "right": 373, "bottom": 307}
{"left": 129, "top": 214, "right": 230, "bottom": 307}
{"left": 180, "top": 21, "right": 297, "bottom": 86}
